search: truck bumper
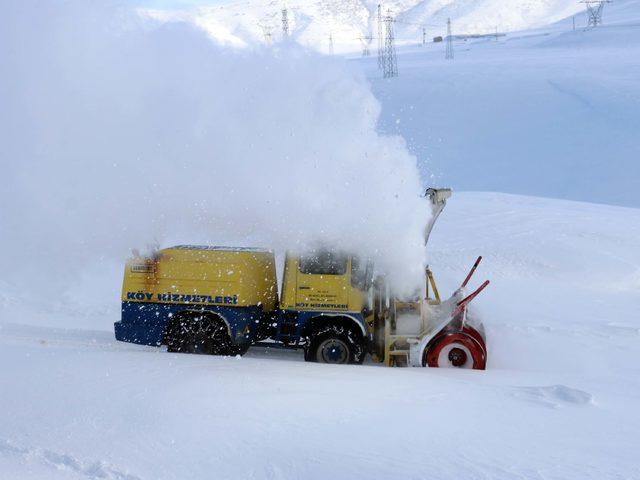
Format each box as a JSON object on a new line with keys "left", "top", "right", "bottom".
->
{"left": 114, "top": 320, "right": 165, "bottom": 346}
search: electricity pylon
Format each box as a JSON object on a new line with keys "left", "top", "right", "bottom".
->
{"left": 382, "top": 11, "right": 398, "bottom": 78}
{"left": 445, "top": 18, "right": 454, "bottom": 60}
{"left": 259, "top": 24, "right": 272, "bottom": 45}
{"left": 359, "top": 36, "right": 372, "bottom": 56}
{"left": 581, "top": 0, "right": 612, "bottom": 27}
{"left": 282, "top": 7, "right": 289, "bottom": 38}
{"left": 377, "top": 4, "right": 383, "bottom": 69}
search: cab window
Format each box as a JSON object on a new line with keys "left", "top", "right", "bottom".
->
{"left": 351, "top": 256, "right": 373, "bottom": 290}
{"left": 299, "top": 251, "right": 347, "bottom": 275}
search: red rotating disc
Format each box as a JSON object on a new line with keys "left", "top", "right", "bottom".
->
{"left": 424, "top": 331, "right": 487, "bottom": 370}
{"left": 463, "top": 325, "right": 487, "bottom": 352}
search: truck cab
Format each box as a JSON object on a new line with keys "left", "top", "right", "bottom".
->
{"left": 274, "top": 250, "right": 374, "bottom": 363}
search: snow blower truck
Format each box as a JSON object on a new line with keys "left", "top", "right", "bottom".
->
{"left": 114, "top": 188, "right": 489, "bottom": 368}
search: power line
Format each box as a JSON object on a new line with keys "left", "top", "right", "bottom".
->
{"left": 394, "top": 19, "right": 441, "bottom": 28}
{"left": 392, "top": 17, "right": 446, "bottom": 45}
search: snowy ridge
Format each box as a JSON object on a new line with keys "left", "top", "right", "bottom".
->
{"left": 145, "top": 0, "right": 587, "bottom": 53}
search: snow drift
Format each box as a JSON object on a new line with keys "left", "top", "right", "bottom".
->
{"left": 0, "top": 0, "right": 429, "bottom": 318}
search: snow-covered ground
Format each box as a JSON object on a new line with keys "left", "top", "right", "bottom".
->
{"left": 2, "top": 0, "right": 640, "bottom": 478}
{"left": 1, "top": 193, "right": 639, "bottom": 479}
{"left": 366, "top": 0, "right": 640, "bottom": 207}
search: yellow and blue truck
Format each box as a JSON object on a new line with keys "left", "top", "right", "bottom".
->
{"left": 114, "top": 189, "right": 490, "bottom": 367}
{"left": 115, "top": 245, "right": 373, "bottom": 362}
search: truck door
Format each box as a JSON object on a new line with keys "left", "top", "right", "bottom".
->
{"left": 295, "top": 251, "right": 349, "bottom": 311}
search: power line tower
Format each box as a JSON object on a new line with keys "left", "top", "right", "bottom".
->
{"left": 445, "top": 18, "right": 454, "bottom": 60}
{"left": 359, "top": 35, "right": 372, "bottom": 56}
{"left": 329, "top": 32, "right": 334, "bottom": 55}
{"left": 282, "top": 7, "right": 289, "bottom": 38}
{"left": 382, "top": 11, "right": 398, "bottom": 78}
{"left": 377, "top": 4, "right": 383, "bottom": 69}
{"left": 259, "top": 24, "right": 272, "bottom": 46}
{"left": 581, "top": 1, "right": 611, "bottom": 27}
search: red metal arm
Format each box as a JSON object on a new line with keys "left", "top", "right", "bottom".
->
{"left": 453, "top": 279, "right": 490, "bottom": 320}
{"left": 461, "top": 256, "right": 482, "bottom": 288}
{"left": 458, "top": 280, "right": 490, "bottom": 307}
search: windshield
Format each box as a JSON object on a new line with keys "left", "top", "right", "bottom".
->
{"left": 298, "top": 250, "right": 348, "bottom": 275}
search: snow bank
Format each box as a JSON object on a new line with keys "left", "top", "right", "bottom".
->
{"left": 0, "top": 0, "right": 429, "bottom": 321}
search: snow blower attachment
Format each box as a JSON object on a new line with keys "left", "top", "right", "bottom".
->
{"left": 114, "top": 188, "right": 489, "bottom": 368}
{"left": 374, "top": 256, "right": 489, "bottom": 368}
{"left": 371, "top": 189, "right": 489, "bottom": 368}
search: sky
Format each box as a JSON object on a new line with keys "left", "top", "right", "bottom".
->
{"left": 133, "top": 0, "right": 228, "bottom": 8}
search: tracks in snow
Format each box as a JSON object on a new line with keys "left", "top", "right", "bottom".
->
{"left": 0, "top": 439, "right": 141, "bottom": 480}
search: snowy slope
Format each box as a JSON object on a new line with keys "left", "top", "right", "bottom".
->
{"left": 366, "top": 0, "right": 640, "bottom": 207}
{"left": 1, "top": 193, "right": 639, "bottom": 479}
{"left": 143, "top": 0, "right": 640, "bottom": 208}
{"left": 146, "top": 0, "right": 586, "bottom": 53}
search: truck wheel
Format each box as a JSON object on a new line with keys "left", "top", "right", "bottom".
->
{"left": 165, "top": 313, "right": 235, "bottom": 356}
{"left": 305, "top": 324, "right": 364, "bottom": 365}
{"left": 228, "top": 343, "right": 251, "bottom": 356}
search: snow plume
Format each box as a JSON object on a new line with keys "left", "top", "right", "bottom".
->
{"left": 0, "top": 0, "right": 428, "bottom": 313}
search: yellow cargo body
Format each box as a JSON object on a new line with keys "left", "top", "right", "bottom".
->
{"left": 115, "top": 246, "right": 278, "bottom": 347}
{"left": 122, "top": 245, "right": 278, "bottom": 310}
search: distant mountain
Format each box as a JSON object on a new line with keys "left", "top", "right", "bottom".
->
{"left": 144, "top": 0, "right": 585, "bottom": 53}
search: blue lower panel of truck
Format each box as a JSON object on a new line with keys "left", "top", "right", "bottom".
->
{"left": 274, "top": 310, "right": 367, "bottom": 345}
{"left": 114, "top": 301, "right": 264, "bottom": 347}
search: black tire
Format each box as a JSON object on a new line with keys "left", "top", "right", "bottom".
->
{"left": 228, "top": 343, "right": 251, "bottom": 356}
{"left": 165, "top": 312, "right": 238, "bottom": 356}
{"left": 305, "top": 324, "right": 365, "bottom": 365}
